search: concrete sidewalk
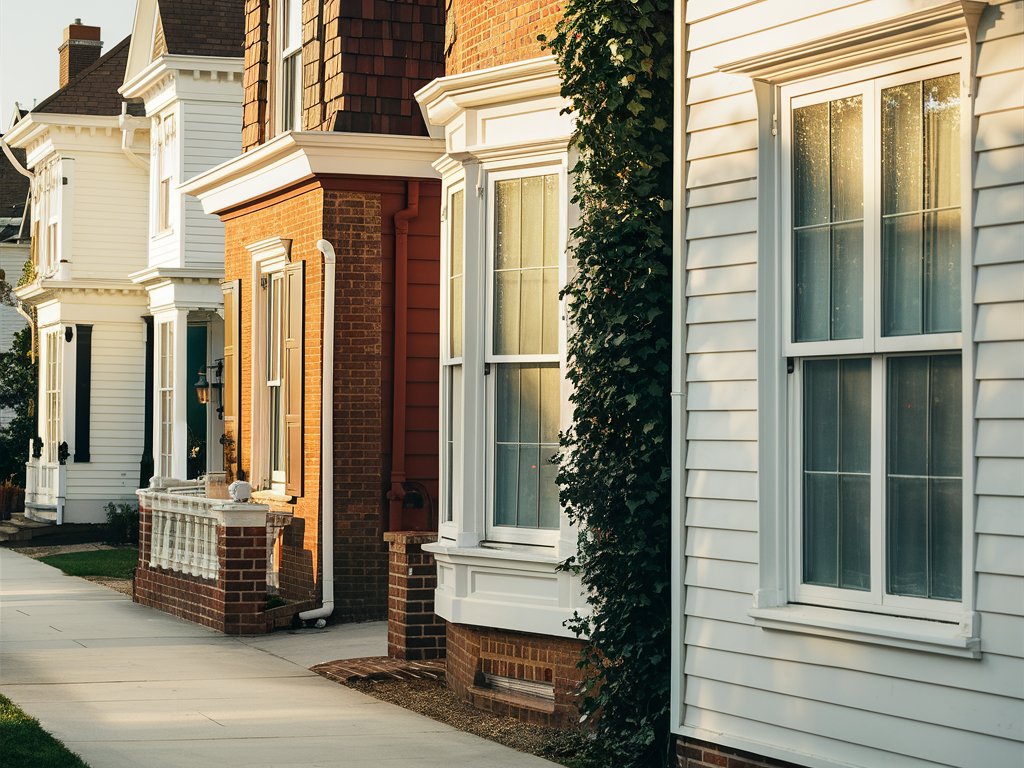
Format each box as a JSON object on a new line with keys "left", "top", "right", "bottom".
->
{"left": 0, "top": 548, "right": 556, "bottom": 768}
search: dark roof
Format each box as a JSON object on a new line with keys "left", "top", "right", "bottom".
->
{"left": 32, "top": 36, "right": 143, "bottom": 117}
{"left": 0, "top": 141, "right": 29, "bottom": 241}
{"left": 159, "top": 0, "right": 244, "bottom": 58}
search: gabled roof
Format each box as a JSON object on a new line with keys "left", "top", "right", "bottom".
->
{"left": 160, "top": 0, "right": 244, "bottom": 57}
{"left": 0, "top": 140, "right": 29, "bottom": 241}
{"left": 32, "top": 36, "right": 143, "bottom": 117}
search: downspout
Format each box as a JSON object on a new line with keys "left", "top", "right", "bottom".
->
{"left": 119, "top": 103, "right": 149, "bottom": 171}
{"left": 386, "top": 181, "right": 419, "bottom": 531}
{"left": 299, "top": 239, "right": 336, "bottom": 626}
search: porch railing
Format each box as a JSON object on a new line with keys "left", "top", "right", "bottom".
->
{"left": 24, "top": 455, "right": 59, "bottom": 507}
{"left": 148, "top": 494, "right": 222, "bottom": 579}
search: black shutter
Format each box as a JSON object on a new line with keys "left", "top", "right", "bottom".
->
{"left": 73, "top": 325, "right": 92, "bottom": 462}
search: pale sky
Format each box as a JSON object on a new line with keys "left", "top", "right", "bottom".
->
{"left": 0, "top": 0, "right": 136, "bottom": 130}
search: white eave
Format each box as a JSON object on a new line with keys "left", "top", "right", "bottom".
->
{"left": 120, "top": 54, "right": 244, "bottom": 102}
{"left": 129, "top": 265, "right": 226, "bottom": 286}
{"left": 415, "top": 55, "right": 562, "bottom": 133}
{"left": 181, "top": 131, "right": 445, "bottom": 216}
{"left": 4, "top": 113, "right": 121, "bottom": 150}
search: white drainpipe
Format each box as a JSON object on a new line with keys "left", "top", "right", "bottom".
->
{"left": 0, "top": 135, "right": 32, "bottom": 178}
{"left": 118, "top": 103, "right": 149, "bottom": 171}
{"left": 299, "top": 239, "right": 336, "bottom": 626}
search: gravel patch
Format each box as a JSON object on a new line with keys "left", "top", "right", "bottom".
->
{"left": 345, "top": 677, "right": 588, "bottom": 766}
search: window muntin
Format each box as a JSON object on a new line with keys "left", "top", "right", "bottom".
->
{"left": 279, "top": 0, "right": 302, "bottom": 132}
{"left": 487, "top": 172, "right": 562, "bottom": 536}
{"left": 786, "top": 63, "right": 964, "bottom": 617}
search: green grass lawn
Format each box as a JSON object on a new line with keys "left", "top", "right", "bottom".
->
{"left": 38, "top": 548, "right": 138, "bottom": 580}
{"left": 0, "top": 694, "right": 90, "bottom": 768}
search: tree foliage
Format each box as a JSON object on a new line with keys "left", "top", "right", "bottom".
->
{"left": 0, "top": 327, "right": 36, "bottom": 486}
{"left": 544, "top": 2, "right": 674, "bottom": 765}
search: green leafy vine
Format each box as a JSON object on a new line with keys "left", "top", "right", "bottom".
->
{"left": 544, "top": 1, "right": 674, "bottom": 766}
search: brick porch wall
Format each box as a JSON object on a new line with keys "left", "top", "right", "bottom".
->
{"left": 135, "top": 501, "right": 269, "bottom": 635}
{"left": 446, "top": 622, "right": 585, "bottom": 729}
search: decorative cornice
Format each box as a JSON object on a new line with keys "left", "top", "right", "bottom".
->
{"left": 120, "top": 55, "right": 243, "bottom": 103}
{"left": 415, "top": 55, "right": 562, "bottom": 134}
{"left": 182, "top": 132, "right": 445, "bottom": 216}
{"left": 129, "top": 265, "right": 226, "bottom": 287}
{"left": 717, "top": 1, "right": 986, "bottom": 82}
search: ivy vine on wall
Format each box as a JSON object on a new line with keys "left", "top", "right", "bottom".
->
{"left": 544, "top": 1, "right": 674, "bottom": 766}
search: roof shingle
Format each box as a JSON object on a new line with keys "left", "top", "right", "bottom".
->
{"left": 32, "top": 36, "right": 143, "bottom": 117}
{"left": 159, "top": 0, "right": 244, "bottom": 58}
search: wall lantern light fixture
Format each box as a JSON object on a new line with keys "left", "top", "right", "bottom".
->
{"left": 194, "top": 358, "right": 224, "bottom": 419}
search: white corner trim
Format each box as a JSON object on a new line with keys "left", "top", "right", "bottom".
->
{"left": 748, "top": 604, "right": 981, "bottom": 659}
{"left": 246, "top": 236, "right": 292, "bottom": 270}
{"left": 717, "top": 0, "right": 986, "bottom": 81}
{"left": 181, "top": 132, "right": 445, "bottom": 215}
{"left": 415, "top": 55, "right": 562, "bottom": 130}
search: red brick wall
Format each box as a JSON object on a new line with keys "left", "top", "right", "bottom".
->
{"left": 676, "top": 739, "right": 805, "bottom": 768}
{"left": 223, "top": 185, "right": 324, "bottom": 603}
{"left": 446, "top": 623, "right": 585, "bottom": 728}
{"left": 220, "top": 176, "right": 440, "bottom": 623}
{"left": 135, "top": 502, "right": 269, "bottom": 635}
{"left": 444, "top": 0, "right": 563, "bottom": 76}
{"left": 384, "top": 532, "right": 445, "bottom": 660}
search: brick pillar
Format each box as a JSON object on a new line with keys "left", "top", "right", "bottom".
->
{"left": 384, "top": 532, "right": 445, "bottom": 660}
{"left": 217, "top": 503, "right": 270, "bottom": 635}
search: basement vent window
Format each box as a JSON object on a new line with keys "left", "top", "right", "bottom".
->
{"left": 481, "top": 674, "right": 555, "bottom": 701}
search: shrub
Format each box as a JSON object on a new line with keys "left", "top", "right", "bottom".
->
{"left": 105, "top": 502, "right": 140, "bottom": 545}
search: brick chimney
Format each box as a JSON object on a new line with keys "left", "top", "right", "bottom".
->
{"left": 58, "top": 19, "right": 102, "bottom": 88}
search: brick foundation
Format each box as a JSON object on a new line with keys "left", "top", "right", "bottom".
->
{"left": 135, "top": 498, "right": 271, "bottom": 635}
{"left": 445, "top": 622, "right": 585, "bottom": 729}
{"left": 384, "top": 531, "right": 445, "bottom": 660}
{"left": 676, "top": 738, "right": 805, "bottom": 768}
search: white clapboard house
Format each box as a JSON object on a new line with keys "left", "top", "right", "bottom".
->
{"left": 671, "top": 1, "right": 1024, "bottom": 766}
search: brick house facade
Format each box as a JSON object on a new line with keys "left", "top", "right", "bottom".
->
{"left": 186, "top": 0, "right": 445, "bottom": 622}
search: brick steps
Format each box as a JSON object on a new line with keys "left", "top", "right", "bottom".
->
{"left": 312, "top": 656, "right": 445, "bottom": 684}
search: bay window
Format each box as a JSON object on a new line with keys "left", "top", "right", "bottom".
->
{"left": 154, "top": 112, "right": 175, "bottom": 235}
{"left": 784, "top": 63, "right": 965, "bottom": 617}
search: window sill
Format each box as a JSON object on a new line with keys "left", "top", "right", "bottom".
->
{"left": 748, "top": 604, "right": 980, "bottom": 658}
{"left": 424, "top": 540, "right": 561, "bottom": 567}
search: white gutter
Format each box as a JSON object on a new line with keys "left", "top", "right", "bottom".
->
{"left": 119, "top": 103, "right": 149, "bottom": 171}
{"left": 299, "top": 239, "right": 336, "bottom": 626}
{"left": 0, "top": 135, "right": 33, "bottom": 178}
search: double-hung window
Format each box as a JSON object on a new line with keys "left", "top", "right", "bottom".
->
{"left": 485, "top": 169, "right": 564, "bottom": 544}
{"left": 278, "top": 0, "right": 302, "bottom": 133}
{"left": 782, "top": 62, "right": 965, "bottom": 619}
{"left": 158, "top": 320, "right": 175, "bottom": 477}
{"left": 154, "top": 112, "right": 175, "bottom": 235}
{"left": 442, "top": 187, "right": 465, "bottom": 525}
{"left": 265, "top": 271, "right": 285, "bottom": 489}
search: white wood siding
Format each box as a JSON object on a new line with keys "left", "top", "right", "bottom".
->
{"left": 680, "top": 1, "right": 1024, "bottom": 766}
{"left": 180, "top": 99, "right": 241, "bottom": 270}
{"left": 68, "top": 150, "right": 149, "bottom": 281}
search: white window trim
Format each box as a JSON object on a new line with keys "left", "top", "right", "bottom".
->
{"left": 722, "top": 41, "right": 979, "bottom": 656}
{"left": 152, "top": 110, "right": 176, "bottom": 238}
{"left": 482, "top": 162, "right": 569, "bottom": 547}
{"left": 247, "top": 236, "right": 292, "bottom": 493}
{"left": 274, "top": 0, "right": 303, "bottom": 135}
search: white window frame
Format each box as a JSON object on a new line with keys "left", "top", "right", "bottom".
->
{"left": 749, "top": 45, "right": 978, "bottom": 655}
{"left": 32, "top": 160, "right": 61, "bottom": 276}
{"left": 482, "top": 161, "right": 569, "bottom": 548}
{"left": 247, "top": 237, "right": 291, "bottom": 494}
{"left": 157, "top": 320, "right": 175, "bottom": 478}
{"left": 43, "top": 328, "right": 61, "bottom": 465}
{"left": 441, "top": 181, "right": 466, "bottom": 531}
{"left": 275, "top": 0, "right": 303, "bottom": 134}
{"left": 153, "top": 110, "right": 175, "bottom": 237}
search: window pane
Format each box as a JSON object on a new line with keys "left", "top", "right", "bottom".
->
{"left": 543, "top": 174, "right": 560, "bottom": 267}
{"left": 494, "top": 270, "right": 521, "bottom": 355}
{"left": 520, "top": 268, "right": 543, "bottom": 354}
{"left": 493, "top": 363, "right": 559, "bottom": 530}
{"left": 887, "top": 355, "right": 963, "bottom": 600}
{"left": 794, "top": 227, "right": 830, "bottom": 342}
{"left": 882, "top": 76, "right": 961, "bottom": 337}
{"left": 521, "top": 176, "right": 544, "bottom": 269}
{"left": 831, "top": 222, "right": 863, "bottom": 340}
{"left": 444, "top": 365, "right": 462, "bottom": 523}
{"left": 924, "top": 209, "right": 961, "bottom": 333}
{"left": 830, "top": 96, "right": 863, "bottom": 222}
{"left": 882, "top": 213, "right": 923, "bottom": 336}
{"left": 283, "top": 0, "right": 301, "bottom": 49}
{"left": 882, "top": 82, "right": 922, "bottom": 215}
{"left": 793, "top": 103, "right": 830, "bottom": 227}
{"left": 495, "top": 179, "right": 521, "bottom": 270}
{"left": 449, "top": 190, "right": 464, "bottom": 358}
{"left": 923, "top": 75, "right": 960, "bottom": 210}
{"left": 542, "top": 267, "right": 559, "bottom": 354}
{"left": 803, "top": 358, "right": 870, "bottom": 590}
